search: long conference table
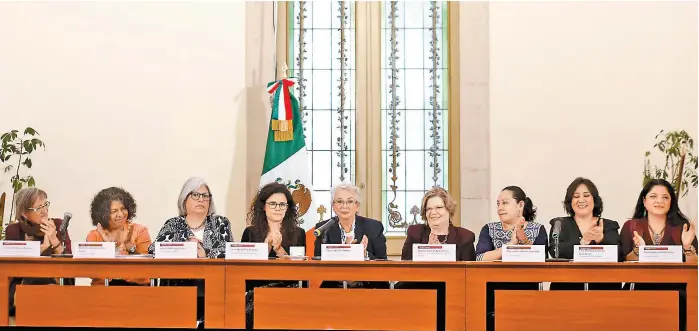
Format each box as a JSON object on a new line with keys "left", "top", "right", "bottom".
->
{"left": 0, "top": 257, "right": 695, "bottom": 331}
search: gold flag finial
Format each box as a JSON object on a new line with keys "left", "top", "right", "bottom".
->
{"left": 281, "top": 62, "right": 289, "bottom": 79}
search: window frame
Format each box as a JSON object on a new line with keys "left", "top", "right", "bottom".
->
{"left": 276, "top": 1, "right": 461, "bottom": 255}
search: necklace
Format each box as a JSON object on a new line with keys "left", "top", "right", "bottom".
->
{"left": 188, "top": 220, "right": 206, "bottom": 231}
{"left": 648, "top": 225, "right": 665, "bottom": 246}
{"left": 437, "top": 234, "right": 448, "bottom": 244}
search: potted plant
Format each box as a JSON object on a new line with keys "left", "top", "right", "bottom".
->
{"left": 0, "top": 127, "right": 45, "bottom": 239}
{"left": 642, "top": 129, "right": 698, "bottom": 197}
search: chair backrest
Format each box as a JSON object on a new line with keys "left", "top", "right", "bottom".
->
{"left": 305, "top": 227, "right": 315, "bottom": 257}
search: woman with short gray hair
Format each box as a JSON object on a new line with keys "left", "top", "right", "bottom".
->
{"left": 314, "top": 181, "right": 386, "bottom": 260}
{"left": 148, "top": 177, "right": 234, "bottom": 258}
{"left": 148, "top": 177, "right": 234, "bottom": 326}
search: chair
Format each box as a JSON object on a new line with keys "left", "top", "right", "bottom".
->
{"left": 305, "top": 227, "right": 320, "bottom": 288}
{"left": 305, "top": 227, "right": 315, "bottom": 258}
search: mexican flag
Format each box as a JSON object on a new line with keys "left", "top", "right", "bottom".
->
{"left": 260, "top": 78, "right": 318, "bottom": 230}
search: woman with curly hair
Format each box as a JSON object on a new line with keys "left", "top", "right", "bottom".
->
{"left": 241, "top": 182, "right": 305, "bottom": 256}
{"left": 86, "top": 186, "right": 152, "bottom": 286}
{"left": 241, "top": 182, "right": 305, "bottom": 329}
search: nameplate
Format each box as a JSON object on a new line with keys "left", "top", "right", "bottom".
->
{"left": 638, "top": 245, "right": 683, "bottom": 263}
{"left": 72, "top": 242, "right": 116, "bottom": 258}
{"left": 321, "top": 244, "right": 364, "bottom": 261}
{"left": 154, "top": 242, "right": 198, "bottom": 259}
{"left": 225, "top": 243, "right": 268, "bottom": 260}
{"left": 0, "top": 241, "right": 40, "bottom": 257}
{"left": 573, "top": 245, "right": 618, "bottom": 262}
{"left": 412, "top": 244, "right": 456, "bottom": 262}
{"left": 502, "top": 245, "right": 545, "bottom": 262}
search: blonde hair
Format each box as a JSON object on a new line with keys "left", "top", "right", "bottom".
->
{"left": 14, "top": 187, "right": 48, "bottom": 221}
{"left": 420, "top": 187, "right": 456, "bottom": 222}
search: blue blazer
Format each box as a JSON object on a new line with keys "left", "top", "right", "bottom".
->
{"left": 314, "top": 215, "right": 387, "bottom": 260}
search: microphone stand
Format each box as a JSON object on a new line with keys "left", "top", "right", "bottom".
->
{"left": 546, "top": 233, "right": 568, "bottom": 262}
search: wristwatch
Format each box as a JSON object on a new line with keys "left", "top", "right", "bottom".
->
{"left": 127, "top": 244, "right": 136, "bottom": 253}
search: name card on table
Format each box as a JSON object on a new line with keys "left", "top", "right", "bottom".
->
{"left": 154, "top": 242, "right": 198, "bottom": 259}
{"left": 638, "top": 245, "right": 683, "bottom": 263}
{"left": 225, "top": 243, "right": 268, "bottom": 260}
{"left": 72, "top": 242, "right": 116, "bottom": 258}
{"left": 0, "top": 241, "right": 40, "bottom": 257}
{"left": 412, "top": 244, "right": 456, "bottom": 262}
{"left": 573, "top": 245, "right": 618, "bottom": 262}
{"left": 502, "top": 245, "right": 546, "bottom": 262}
{"left": 321, "top": 244, "right": 364, "bottom": 261}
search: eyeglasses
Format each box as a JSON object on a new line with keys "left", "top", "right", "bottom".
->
{"left": 190, "top": 192, "right": 212, "bottom": 201}
{"left": 333, "top": 200, "right": 358, "bottom": 206}
{"left": 28, "top": 201, "right": 50, "bottom": 212}
{"left": 266, "top": 202, "right": 289, "bottom": 210}
{"left": 646, "top": 195, "right": 670, "bottom": 202}
{"left": 425, "top": 206, "right": 446, "bottom": 213}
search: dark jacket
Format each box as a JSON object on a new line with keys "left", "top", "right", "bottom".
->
{"left": 547, "top": 216, "right": 621, "bottom": 260}
{"left": 313, "top": 215, "right": 387, "bottom": 260}
{"left": 401, "top": 224, "right": 476, "bottom": 261}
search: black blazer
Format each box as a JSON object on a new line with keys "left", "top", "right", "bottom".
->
{"left": 401, "top": 224, "right": 476, "bottom": 261}
{"left": 240, "top": 226, "right": 305, "bottom": 258}
{"left": 314, "top": 215, "right": 387, "bottom": 260}
{"left": 547, "top": 216, "right": 621, "bottom": 261}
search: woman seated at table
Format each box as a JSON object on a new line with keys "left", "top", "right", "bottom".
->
{"left": 621, "top": 179, "right": 697, "bottom": 330}
{"left": 149, "top": 177, "right": 234, "bottom": 326}
{"left": 87, "top": 187, "right": 152, "bottom": 286}
{"left": 5, "top": 187, "right": 73, "bottom": 316}
{"left": 396, "top": 186, "right": 475, "bottom": 330}
{"left": 241, "top": 182, "right": 306, "bottom": 329}
{"left": 314, "top": 181, "right": 388, "bottom": 288}
{"left": 475, "top": 185, "right": 547, "bottom": 331}
{"left": 548, "top": 177, "right": 621, "bottom": 290}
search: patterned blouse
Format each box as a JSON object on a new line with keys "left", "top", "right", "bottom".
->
{"left": 148, "top": 214, "right": 234, "bottom": 258}
{"left": 475, "top": 221, "right": 548, "bottom": 261}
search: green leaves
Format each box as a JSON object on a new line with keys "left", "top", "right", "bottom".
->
{"left": 643, "top": 129, "right": 698, "bottom": 197}
{"left": 0, "top": 126, "right": 45, "bottom": 200}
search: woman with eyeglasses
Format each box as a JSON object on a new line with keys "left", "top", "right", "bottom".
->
{"left": 314, "top": 181, "right": 388, "bottom": 290}
{"left": 313, "top": 181, "right": 387, "bottom": 260}
{"left": 241, "top": 182, "right": 305, "bottom": 257}
{"left": 149, "top": 177, "right": 234, "bottom": 327}
{"left": 148, "top": 177, "right": 234, "bottom": 258}
{"left": 396, "top": 187, "right": 476, "bottom": 331}
{"left": 5, "top": 187, "right": 74, "bottom": 317}
{"left": 241, "top": 182, "right": 306, "bottom": 329}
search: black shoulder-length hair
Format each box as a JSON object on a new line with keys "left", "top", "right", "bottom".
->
{"left": 246, "top": 182, "right": 301, "bottom": 247}
{"left": 89, "top": 187, "right": 137, "bottom": 229}
{"left": 632, "top": 179, "right": 689, "bottom": 227}
{"left": 563, "top": 177, "right": 603, "bottom": 218}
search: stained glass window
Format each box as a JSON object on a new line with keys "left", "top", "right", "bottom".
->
{"left": 381, "top": 1, "right": 449, "bottom": 236}
{"left": 287, "top": 1, "right": 357, "bottom": 223}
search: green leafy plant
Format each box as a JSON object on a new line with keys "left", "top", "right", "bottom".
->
{"left": 1, "top": 127, "right": 45, "bottom": 226}
{"left": 643, "top": 129, "right": 698, "bottom": 197}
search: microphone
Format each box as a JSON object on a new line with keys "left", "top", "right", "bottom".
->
{"left": 58, "top": 212, "right": 72, "bottom": 243}
{"left": 313, "top": 217, "right": 338, "bottom": 238}
{"left": 551, "top": 218, "right": 562, "bottom": 259}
